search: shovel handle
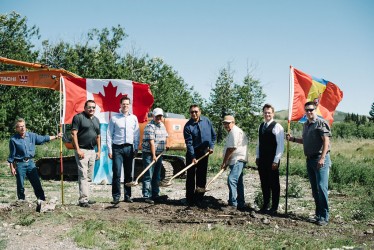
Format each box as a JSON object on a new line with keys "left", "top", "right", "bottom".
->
{"left": 134, "top": 151, "right": 165, "bottom": 183}
{"left": 169, "top": 152, "right": 210, "bottom": 182}
{"left": 205, "top": 168, "right": 225, "bottom": 190}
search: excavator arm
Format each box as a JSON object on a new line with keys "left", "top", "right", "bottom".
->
{"left": 0, "top": 56, "right": 80, "bottom": 90}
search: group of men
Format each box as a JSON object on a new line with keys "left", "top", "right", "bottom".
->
{"left": 8, "top": 99, "right": 332, "bottom": 226}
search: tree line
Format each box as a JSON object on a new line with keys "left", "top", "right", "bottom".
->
{"left": 0, "top": 12, "right": 264, "bottom": 142}
{"left": 1, "top": 12, "right": 373, "bottom": 141}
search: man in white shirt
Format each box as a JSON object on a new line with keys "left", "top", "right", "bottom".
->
{"left": 221, "top": 115, "right": 248, "bottom": 210}
{"left": 256, "top": 104, "right": 284, "bottom": 215}
{"left": 107, "top": 96, "right": 140, "bottom": 205}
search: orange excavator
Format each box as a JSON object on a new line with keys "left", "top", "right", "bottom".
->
{"left": 0, "top": 56, "right": 187, "bottom": 181}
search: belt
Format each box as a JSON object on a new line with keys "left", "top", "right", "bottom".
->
{"left": 306, "top": 151, "right": 329, "bottom": 160}
{"left": 113, "top": 143, "right": 132, "bottom": 147}
{"left": 15, "top": 158, "right": 30, "bottom": 163}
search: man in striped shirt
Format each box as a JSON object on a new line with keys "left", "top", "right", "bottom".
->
{"left": 141, "top": 108, "right": 169, "bottom": 204}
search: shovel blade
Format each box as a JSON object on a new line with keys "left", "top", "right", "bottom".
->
{"left": 125, "top": 181, "right": 138, "bottom": 187}
{"left": 159, "top": 181, "right": 172, "bottom": 187}
{"left": 195, "top": 187, "right": 207, "bottom": 193}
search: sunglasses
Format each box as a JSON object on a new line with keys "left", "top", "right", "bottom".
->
{"left": 86, "top": 106, "right": 96, "bottom": 110}
{"left": 305, "top": 108, "right": 315, "bottom": 112}
{"left": 190, "top": 111, "right": 199, "bottom": 114}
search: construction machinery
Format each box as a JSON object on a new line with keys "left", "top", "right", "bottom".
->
{"left": 0, "top": 56, "right": 188, "bottom": 181}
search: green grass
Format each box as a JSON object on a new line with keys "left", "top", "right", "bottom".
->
{"left": 67, "top": 217, "right": 362, "bottom": 250}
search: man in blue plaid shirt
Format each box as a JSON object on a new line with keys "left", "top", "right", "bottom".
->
{"left": 141, "top": 108, "right": 169, "bottom": 204}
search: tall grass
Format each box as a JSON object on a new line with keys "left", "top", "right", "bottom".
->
{"left": 0, "top": 139, "right": 72, "bottom": 162}
{"left": 1, "top": 138, "right": 372, "bottom": 187}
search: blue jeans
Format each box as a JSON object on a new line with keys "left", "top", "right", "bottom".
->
{"left": 306, "top": 153, "right": 331, "bottom": 222}
{"left": 112, "top": 144, "right": 134, "bottom": 201}
{"left": 15, "top": 160, "right": 45, "bottom": 200}
{"left": 227, "top": 161, "right": 245, "bottom": 208}
{"left": 142, "top": 152, "right": 162, "bottom": 198}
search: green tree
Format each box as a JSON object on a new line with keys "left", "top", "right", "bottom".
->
{"left": 232, "top": 74, "right": 266, "bottom": 141}
{"left": 41, "top": 26, "right": 199, "bottom": 118}
{"left": 0, "top": 12, "right": 59, "bottom": 138}
{"left": 369, "top": 102, "right": 374, "bottom": 122}
{"left": 121, "top": 55, "right": 202, "bottom": 117}
{"left": 207, "top": 65, "right": 235, "bottom": 143}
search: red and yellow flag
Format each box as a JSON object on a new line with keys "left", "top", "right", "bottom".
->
{"left": 288, "top": 66, "right": 343, "bottom": 125}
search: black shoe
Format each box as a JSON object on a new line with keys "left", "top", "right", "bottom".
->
{"left": 259, "top": 207, "right": 269, "bottom": 214}
{"left": 79, "top": 202, "right": 90, "bottom": 208}
{"left": 144, "top": 199, "right": 154, "bottom": 204}
{"left": 195, "top": 200, "right": 207, "bottom": 209}
{"left": 36, "top": 199, "right": 43, "bottom": 213}
{"left": 267, "top": 208, "right": 278, "bottom": 215}
{"left": 237, "top": 205, "right": 246, "bottom": 212}
{"left": 124, "top": 197, "right": 133, "bottom": 203}
{"left": 111, "top": 199, "right": 120, "bottom": 205}
{"left": 88, "top": 200, "right": 96, "bottom": 205}
{"left": 182, "top": 199, "right": 195, "bottom": 207}
{"left": 153, "top": 195, "right": 168, "bottom": 203}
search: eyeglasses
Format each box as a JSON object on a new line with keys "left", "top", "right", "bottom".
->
{"left": 190, "top": 111, "right": 199, "bottom": 114}
{"left": 86, "top": 106, "right": 96, "bottom": 110}
{"left": 305, "top": 108, "right": 315, "bottom": 112}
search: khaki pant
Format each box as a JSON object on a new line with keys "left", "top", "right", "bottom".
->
{"left": 74, "top": 149, "right": 96, "bottom": 203}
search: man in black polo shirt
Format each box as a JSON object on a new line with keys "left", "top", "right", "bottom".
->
{"left": 71, "top": 100, "right": 101, "bottom": 207}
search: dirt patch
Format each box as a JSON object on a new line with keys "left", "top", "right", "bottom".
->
{"left": 1, "top": 169, "right": 373, "bottom": 249}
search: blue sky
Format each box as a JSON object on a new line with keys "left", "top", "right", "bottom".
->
{"left": 2, "top": 0, "right": 373, "bottom": 115}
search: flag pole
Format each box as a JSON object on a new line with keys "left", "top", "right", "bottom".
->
{"left": 59, "top": 75, "right": 64, "bottom": 205}
{"left": 285, "top": 65, "right": 294, "bottom": 215}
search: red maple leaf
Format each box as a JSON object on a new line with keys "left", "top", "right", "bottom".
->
{"left": 93, "top": 81, "right": 127, "bottom": 113}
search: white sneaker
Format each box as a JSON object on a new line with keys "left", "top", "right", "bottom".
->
{"left": 36, "top": 199, "right": 43, "bottom": 212}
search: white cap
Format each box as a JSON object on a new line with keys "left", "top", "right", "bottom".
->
{"left": 223, "top": 115, "right": 235, "bottom": 123}
{"left": 152, "top": 108, "right": 164, "bottom": 116}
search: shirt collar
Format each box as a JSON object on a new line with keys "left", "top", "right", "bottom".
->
{"left": 264, "top": 119, "right": 274, "bottom": 125}
{"left": 16, "top": 132, "right": 29, "bottom": 139}
{"left": 119, "top": 109, "right": 132, "bottom": 116}
{"left": 150, "top": 119, "right": 161, "bottom": 127}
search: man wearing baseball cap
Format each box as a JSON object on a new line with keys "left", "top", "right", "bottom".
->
{"left": 141, "top": 108, "right": 169, "bottom": 204}
{"left": 221, "top": 115, "right": 248, "bottom": 210}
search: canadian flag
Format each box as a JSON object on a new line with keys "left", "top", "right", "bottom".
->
{"left": 62, "top": 77, "right": 154, "bottom": 124}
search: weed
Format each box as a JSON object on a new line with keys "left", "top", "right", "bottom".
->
{"left": 351, "top": 209, "right": 366, "bottom": 220}
{"left": 18, "top": 214, "right": 36, "bottom": 226}
{"left": 287, "top": 181, "right": 304, "bottom": 198}
{"left": 254, "top": 191, "right": 263, "bottom": 208}
{"left": 0, "top": 239, "right": 6, "bottom": 250}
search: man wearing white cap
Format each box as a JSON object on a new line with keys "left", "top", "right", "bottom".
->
{"left": 141, "top": 108, "right": 169, "bottom": 204}
{"left": 221, "top": 115, "right": 248, "bottom": 210}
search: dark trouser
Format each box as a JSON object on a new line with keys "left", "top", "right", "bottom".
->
{"left": 258, "top": 161, "right": 280, "bottom": 210}
{"left": 186, "top": 149, "right": 209, "bottom": 205}
{"left": 15, "top": 160, "right": 45, "bottom": 201}
{"left": 112, "top": 144, "right": 134, "bottom": 201}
